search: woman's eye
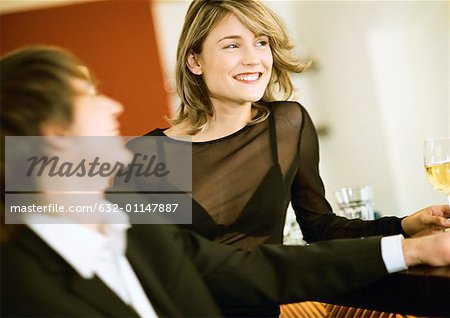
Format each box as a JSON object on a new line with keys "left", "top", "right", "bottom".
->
{"left": 224, "top": 43, "right": 238, "bottom": 49}
{"left": 256, "top": 40, "right": 268, "bottom": 47}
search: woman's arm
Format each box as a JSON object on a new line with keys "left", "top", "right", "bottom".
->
{"left": 290, "top": 104, "right": 404, "bottom": 242}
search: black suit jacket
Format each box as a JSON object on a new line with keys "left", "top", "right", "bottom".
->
{"left": 1, "top": 222, "right": 389, "bottom": 317}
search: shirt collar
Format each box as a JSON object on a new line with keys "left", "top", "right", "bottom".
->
{"left": 26, "top": 205, "right": 130, "bottom": 279}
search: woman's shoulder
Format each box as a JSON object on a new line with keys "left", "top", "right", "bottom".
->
{"left": 143, "top": 128, "right": 167, "bottom": 137}
{"left": 125, "top": 128, "right": 167, "bottom": 151}
{"left": 265, "top": 101, "right": 309, "bottom": 129}
{"left": 266, "top": 100, "right": 306, "bottom": 113}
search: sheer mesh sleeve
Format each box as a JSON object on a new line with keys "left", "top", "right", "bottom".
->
{"left": 290, "top": 104, "right": 404, "bottom": 242}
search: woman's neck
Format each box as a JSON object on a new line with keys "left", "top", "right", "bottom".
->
{"left": 167, "top": 101, "right": 254, "bottom": 142}
{"left": 198, "top": 101, "right": 253, "bottom": 141}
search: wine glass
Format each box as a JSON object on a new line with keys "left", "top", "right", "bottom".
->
{"left": 424, "top": 137, "right": 450, "bottom": 207}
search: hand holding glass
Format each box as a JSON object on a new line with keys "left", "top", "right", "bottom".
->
{"left": 424, "top": 137, "right": 450, "bottom": 207}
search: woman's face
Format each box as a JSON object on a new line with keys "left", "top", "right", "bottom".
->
{"left": 191, "top": 14, "right": 273, "bottom": 108}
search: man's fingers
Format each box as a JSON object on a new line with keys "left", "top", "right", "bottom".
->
{"left": 430, "top": 205, "right": 450, "bottom": 218}
{"left": 428, "top": 215, "right": 450, "bottom": 227}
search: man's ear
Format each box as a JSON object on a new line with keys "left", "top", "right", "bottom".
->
{"left": 186, "top": 53, "right": 203, "bottom": 75}
{"left": 40, "top": 121, "right": 73, "bottom": 150}
{"left": 41, "top": 121, "right": 67, "bottom": 137}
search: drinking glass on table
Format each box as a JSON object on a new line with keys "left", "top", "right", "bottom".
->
{"left": 424, "top": 137, "right": 450, "bottom": 207}
{"left": 334, "top": 185, "right": 375, "bottom": 220}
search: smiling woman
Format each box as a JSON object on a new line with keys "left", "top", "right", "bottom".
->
{"left": 131, "top": 1, "right": 450, "bottom": 317}
{"left": 179, "top": 13, "right": 273, "bottom": 141}
{"left": 186, "top": 14, "right": 273, "bottom": 109}
{"left": 153, "top": 0, "right": 449, "bottom": 216}
{"left": 1, "top": 30, "right": 450, "bottom": 318}
{"left": 168, "top": 0, "right": 308, "bottom": 139}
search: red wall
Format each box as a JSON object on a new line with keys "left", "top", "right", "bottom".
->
{"left": 0, "top": 0, "right": 170, "bottom": 136}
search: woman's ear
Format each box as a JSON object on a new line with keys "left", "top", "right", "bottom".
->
{"left": 186, "top": 53, "right": 203, "bottom": 75}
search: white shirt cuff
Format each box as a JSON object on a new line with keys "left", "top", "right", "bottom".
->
{"left": 381, "top": 234, "right": 408, "bottom": 273}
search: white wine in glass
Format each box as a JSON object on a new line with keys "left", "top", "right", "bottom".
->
{"left": 424, "top": 137, "right": 450, "bottom": 207}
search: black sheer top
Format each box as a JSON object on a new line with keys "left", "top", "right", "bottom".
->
{"left": 139, "top": 102, "right": 403, "bottom": 250}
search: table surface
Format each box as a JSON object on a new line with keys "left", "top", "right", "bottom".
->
{"left": 404, "top": 264, "right": 450, "bottom": 278}
{"left": 327, "top": 265, "right": 450, "bottom": 317}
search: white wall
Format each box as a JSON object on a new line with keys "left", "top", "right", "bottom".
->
{"left": 153, "top": 1, "right": 449, "bottom": 216}
{"left": 268, "top": 1, "right": 449, "bottom": 215}
{"left": 152, "top": 1, "right": 191, "bottom": 115}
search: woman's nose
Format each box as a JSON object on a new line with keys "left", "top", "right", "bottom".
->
{"left": 242, "top": 47, "right": 260, "bottom": 66}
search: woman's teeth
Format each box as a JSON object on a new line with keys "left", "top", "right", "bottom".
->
{"left": 235, "top": 73, "right": 260, "bottom": 82}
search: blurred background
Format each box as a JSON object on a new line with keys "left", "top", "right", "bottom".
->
{"left": 1, "top": 0, "right": 449, "bottom": 217}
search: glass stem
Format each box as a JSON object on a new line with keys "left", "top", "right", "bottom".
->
{"left": 447, "top": 196, "right": 450, "bottom": 233}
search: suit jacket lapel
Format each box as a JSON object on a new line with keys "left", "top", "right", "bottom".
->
{"left": 126, "top": 236, "right": 181, "bottom": 317}
{"left": 15, "top": 227, "right": 140, "bottom": 317}
{"left": 70, "top": 274, "right": 139, "bottom": 317}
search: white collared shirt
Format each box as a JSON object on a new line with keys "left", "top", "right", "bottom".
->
{"left": 26, "top": 210, "right": 158, "bottom": 318}
{"left": 381, "top": 234, "right": 407, "bottom": 273}
{"left": 25, "top": 205, "right": 407, "bottom": 318}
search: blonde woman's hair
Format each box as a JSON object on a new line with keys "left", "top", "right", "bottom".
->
{"left": 172, "top": 0, "right": 309, "bottom": 134}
